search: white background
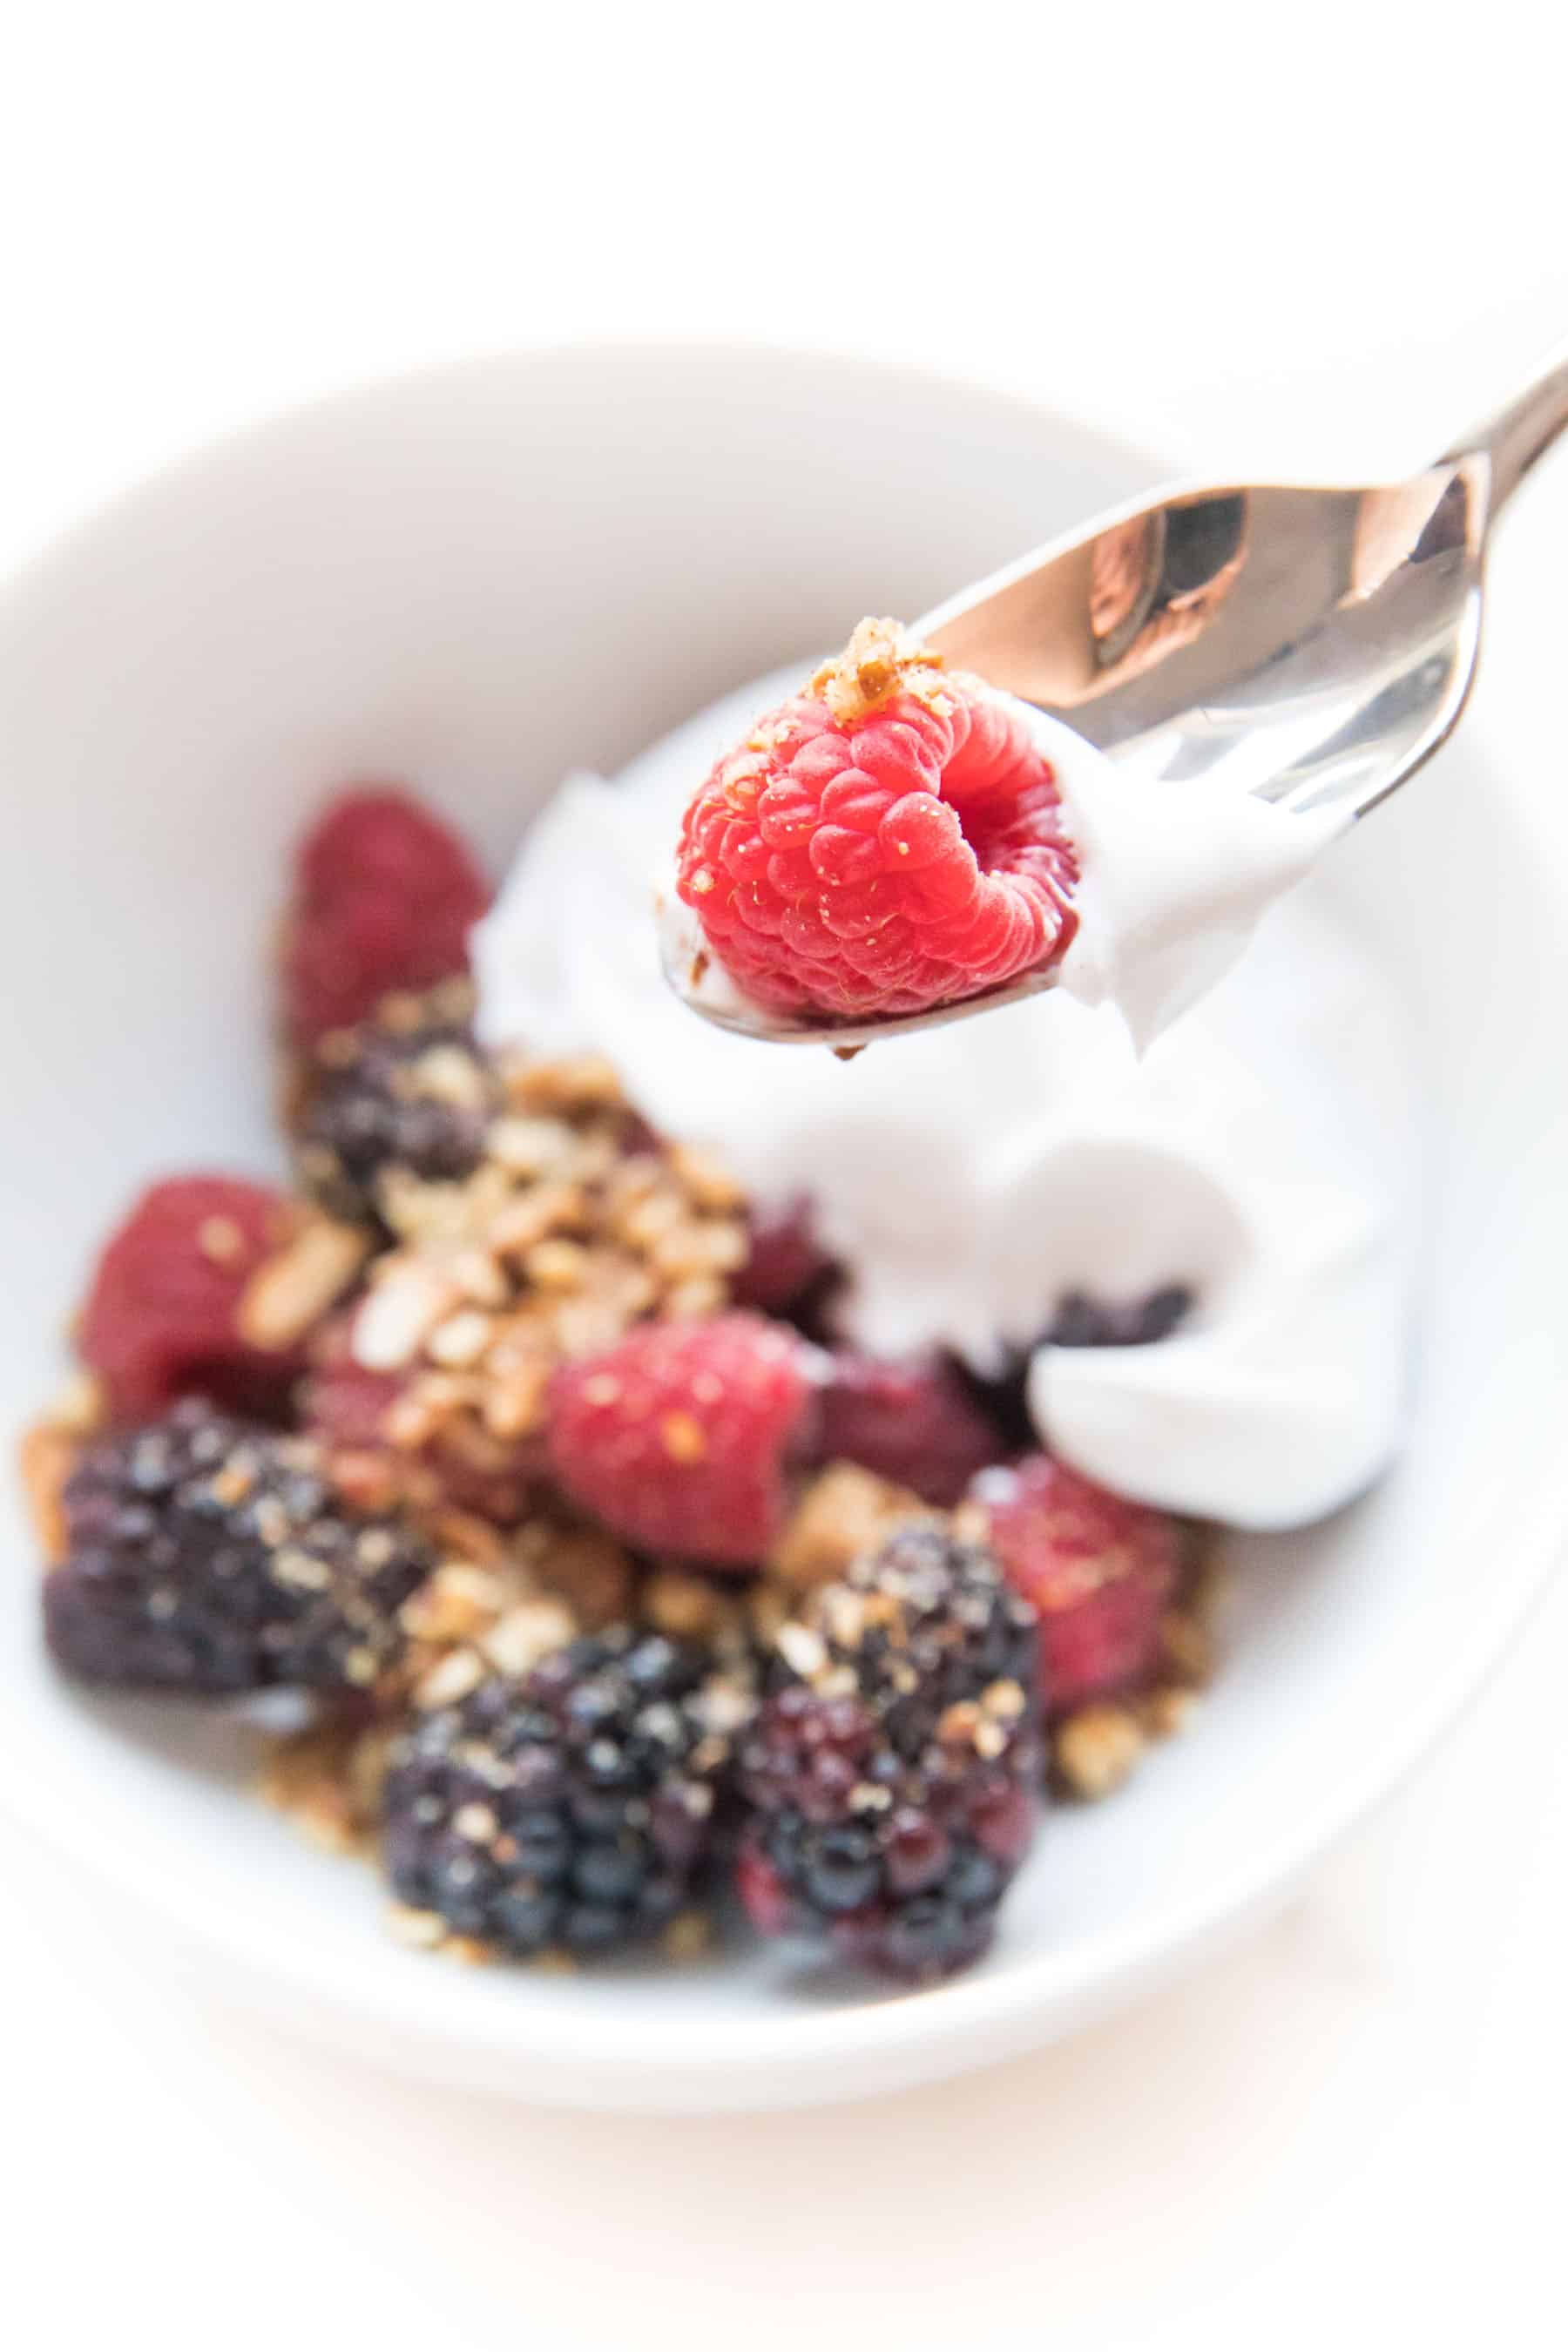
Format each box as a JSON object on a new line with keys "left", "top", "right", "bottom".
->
{"left": 2, "top": 6, "right": 1565, "bottom": 2345}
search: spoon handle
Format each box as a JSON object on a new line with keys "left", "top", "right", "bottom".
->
{"left": 1442, "top": 335, "right": 1568, "bottom": 515}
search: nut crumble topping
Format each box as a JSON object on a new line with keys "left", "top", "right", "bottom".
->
{"left": 808, "top": 616, "right": 950, "bottom": 728}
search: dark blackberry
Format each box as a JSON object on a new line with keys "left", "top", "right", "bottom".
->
{"left": 972, "top": 1287, "right": 1196, "bottom": 1450}
{"left": 294, "top": 990, "right": 498, "bottom": 1225}
{"left": 739, "top": 1523, "right": 1043, "bottom": 1983}
{"left": 44, "top": 1399, "right": 433, "bottom": 1694}
{"left": 1045, "top": 1285, "right": 1194, "bottom": 1348}
{"left": 381, "top": 1629, "right": 751, "bottom": 1957}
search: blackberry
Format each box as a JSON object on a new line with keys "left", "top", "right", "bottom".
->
{"left": 739, "top": 1523, "right": 1043, "bottom": 1983}
{"left": 294, "top": 991, "right": 497, "bottom": 1225}
{"left": 44, "top": 1399, "right": 433, "bottom": 1694}
{"left": 973, "top": 1287, "right": 1196, "bottom": 1451}
{"left": 381, "top": 1629, "right": 750, "bottom": 1957}
{"left": 1045, "top": 1286, "right": 1194, "bottom": 1348}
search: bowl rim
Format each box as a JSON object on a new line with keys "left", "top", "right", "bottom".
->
{"left": 3, "top": 336, "right": 1565, "bottom": 2104}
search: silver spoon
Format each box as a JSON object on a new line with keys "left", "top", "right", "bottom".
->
{"left": 665, "top": 338, "right": 1568, "bottom": 1050}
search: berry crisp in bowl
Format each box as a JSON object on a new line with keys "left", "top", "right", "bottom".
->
{"left": 32, "top": 777, "right": 1213, "bottom": 1984}
{"left": 2, "top": 346, "right": 1565, "bottom": 2110}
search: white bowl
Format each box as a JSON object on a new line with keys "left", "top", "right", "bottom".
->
{"left": 1, "top": 346, "right": 1564, "bottom": 2112}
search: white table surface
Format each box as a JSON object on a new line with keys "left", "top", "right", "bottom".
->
{"left": 3, "top": 10, "right": 1565, "bottom": 2346}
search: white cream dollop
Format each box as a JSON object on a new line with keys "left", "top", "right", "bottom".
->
{"left": 472, "top": 671, "right": 1420, "bottom": 1531}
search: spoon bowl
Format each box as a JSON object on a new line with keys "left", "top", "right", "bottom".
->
{"left": 922, "top": 463, "right": 1484, "bottom": 820}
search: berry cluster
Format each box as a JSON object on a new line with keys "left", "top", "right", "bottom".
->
{"left": 25, "top": 774, "right": 1202, "bottom": 1989}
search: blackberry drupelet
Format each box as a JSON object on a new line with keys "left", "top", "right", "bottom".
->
{"left": 381, "top": 1629, "right": 750, "bottom": 1957}
{"left": 294, "top": 992, "right": 498, "bottom": 1226}
{"left": 44, "top": 1399, "right": 433, "bottom": 1693}
{"left": 739, "top": 1522, "right": 1043, "bottom": 1983}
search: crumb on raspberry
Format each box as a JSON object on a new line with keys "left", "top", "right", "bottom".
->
{"left": 282, "top": 788, "right": 490, "bottom": 1045}
{"left": 78, "top": 1176, "right": 323, "bottom": 1421}
{"left": 968, "top": 1453, "right": 1180, "bottom": 1715}
{"left": 673, "top": 619, "right": 1078, "bottom": 1022}
{"left": 808, "top": 617, "right": 948, "bottom": 728}
{"left": 547, "top": 1312, "right": 818, "bottom": 1568}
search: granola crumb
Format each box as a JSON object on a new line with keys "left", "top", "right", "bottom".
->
{"left": 770, "top": 1462, "right": 929, "bottom": 1589}
{"left": 1142, "top": 1683, "right": 1204, "bottom": 1740}
{"left": 504, "top": 1054, "right": 626, "bottom": 1114}
{"left": 642, "top": 1567, "right": 733, "bottom": 1641}
{"left": 414, "top": 1646, "right": 487, "bottom": 1708}
{"left": 661, "top": 1909, "right": 714, "bottom": 1963}
{"left": 19, "top": 1421, "right": 78, "bottom": 1565}
{"left": 1158, "top": 1605, "right": 1214, "bottom": 1686}
{"left": 49, "top": 1370, "right": 107, "bottom": 1433}
{"left": 235, "top": 1213, "right": 370, "bottom": 1349}
{"left": 260, "top": 1717, "right": 394, "bottom": 1854}
{"left": 1053, "top": 1701, "right": 1147, "bottom": 1800}
{"left": 808, "top": 617, "right": 947, "bottom": 728}
{"left": 443, "top": 1934, "right": 497, "bottom": 1968}
{"left": 387, "top": 1903, "right": 449, "bottom": 1949}
{"left": 481, "top": 1596, "right": 578, "bottom": 1677}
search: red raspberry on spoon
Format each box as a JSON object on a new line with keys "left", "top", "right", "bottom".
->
{"left": 673, "top": 618, "right": 1078, "bottom": 1023}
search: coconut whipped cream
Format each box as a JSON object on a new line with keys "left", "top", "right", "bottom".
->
{"left": 473, "top": 671, "right": 1420, "bottom": 1531}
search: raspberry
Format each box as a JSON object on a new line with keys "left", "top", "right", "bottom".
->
{"left": 300, "top": 1341, "right": 406, "bottom": 1452}
{"left": 282, "top": 789, "right": 490, "bottom": 1045}
{"left": 381, "top": 1629, "right": 747, "bottom": 1956}
{"left": 732, "top": 1194, "right": 840, "bottom": 1318}
{"left": 739, "top": 1523, "right": 1042, "bottom": 1981}
{"left": 78, "top": 1176, "right": 308, "bottom": 1421}
{"left": 673, "top": 618, "right": 1078, "bottom": 1021}
{"left": 44, "top": 1401, "right": 432, "bottom": 1693}
{"left": 815, "top": 1350, "right": 1005, "bottom": 1507}
{"left": 294, "top": 990, "right": 497, "bottom": 1226}
{"left": 970, "top": 1454, "right": 1180, "bottom": 1714}
{"left": 547, "top": 1313, "right": 817, "bottom": 1568}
